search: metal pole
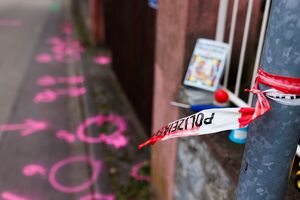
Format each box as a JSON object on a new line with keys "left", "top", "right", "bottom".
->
{"left": 236, "top": 0, "right": 300, "bottom": 199}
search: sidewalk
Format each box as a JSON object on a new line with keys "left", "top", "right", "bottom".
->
{"left": 0, "top": 1, "right": 152, "bottom": 199}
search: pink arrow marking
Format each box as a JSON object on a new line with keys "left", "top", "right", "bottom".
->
{"left": 94, "top": 56, "right": 111, "bottom": 65}
{"left": 131, "top": 161, "right": 151, "bottom": 182}
{"left": 0, "top": 119, "right": 48, "bottom": 136}
{"left": 56, "top": 130, "right": 76, "bottom": 143}
{"left": 22, "top": 164, "right": 46, "bottom": 177}
{"left": 1, "top": 192, "right": 28, "bottom": 200}
{"left": 79, "top": 193, "right": 115, "bottom": 200}
{"left": 34, "top": 87, "right": 86, "bottom": 103}
{"left": 37, "top": 75, "right": 85, "bottom": 86}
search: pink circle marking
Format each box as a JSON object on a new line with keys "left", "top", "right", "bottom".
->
{"left": 36, "top": 53, "right": 52, "bottom": 63}
{"left": 76, "top": 114, "right": 128, "bottom": 148}
{"left": 49, "top": 156, "right": 101, "bottom": 193}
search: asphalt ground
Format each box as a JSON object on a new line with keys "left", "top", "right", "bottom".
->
{"left": 0, "top": 0, "right": 151, "bottom": 199}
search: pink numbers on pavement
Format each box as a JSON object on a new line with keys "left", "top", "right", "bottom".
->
{"left": 34, "top": 87, "right": 86, "bottom": 103}
{"left": 37, "top": 75, "right": 85, "bottom": 86}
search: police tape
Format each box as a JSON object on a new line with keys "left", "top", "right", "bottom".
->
{"left": 138, "top": 68, "right": 300, "bottom": 149}
{"left": 264, "top": 89, "right": 300, "bottom": 106}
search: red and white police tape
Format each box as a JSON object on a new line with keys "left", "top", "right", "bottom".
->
{"left": 138, "top": 68, "right": 300, "bottom": 149}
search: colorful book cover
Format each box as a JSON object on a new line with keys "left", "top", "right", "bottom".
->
{"left": 184, "top": 39, "right": 229, "bottom": 92}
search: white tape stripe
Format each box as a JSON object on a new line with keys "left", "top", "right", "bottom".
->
{"left": 264, "top": 89, "right": 300, "bottom": 106}
{"left": 161, "top": 108, "right": 241, "bottom": 141}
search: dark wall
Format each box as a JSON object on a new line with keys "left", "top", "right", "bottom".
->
{"left": 103, "top": 0, "right": 156, "bottom": 133}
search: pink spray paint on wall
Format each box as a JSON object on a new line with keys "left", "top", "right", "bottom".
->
{"left": 37, "top": 75, "right": 84, "bottom": 86}
{"left": 34, "top": 87, "right": 86, "bottom": 103}
{"left": 0, "top": 119, "right": 48, "bottom": 136}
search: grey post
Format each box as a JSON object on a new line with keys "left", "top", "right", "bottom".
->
{"left": 236, "top": 0, "right": 300, "bottom": 199}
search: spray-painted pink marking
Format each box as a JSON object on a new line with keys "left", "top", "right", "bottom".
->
{"left": 57, "top": 76, "right": 84, "bottom": 84}
{"left": 36, "top": 53, "right": 52, "bottom": 63}
{"left": 79, "top": 193, "right": 115, "bottom": 200}
{"left": 23, "top": 164, "right": 46, "bottom": 177}
{"left": 37, "top": 75, "right": 56, "bottom": 86}
{"left": 56, "top": 87, "right": 86, "bottom": 97}
{"left": 76, "top": 114, "right": 128, "bottom": 148}
{"left": 37, "top": 75, "right": 85, "bottom": 86}
{"left": 44, "top": 36, "right": 84, "bottom": 63}
{"left": 34, "top": 87, "right": 86, "bottom": 103}
{"left": 49, "top": 156, "right": 101, "bottom": 193}
{"left": 94, "top": 56, "right": 112, "bottom": 65}
{"left": 34, "top": 89, "right": 58, "bottom": 103}
{"left": 1, "top": 192, "right": 28, "bottom": 200}
{"left": 52, "top": 45, "right": 64, "bottom": 54}
{"left": 48, "top": 37, "right": 62, "bottom": 45}
{"left": 0, "top": 19, "right": 21, "bottom": 27}
{"left": 56, "top": 130, "right": 76, "bottom": 143}
{"left": 131, "top": 161, "right": 151, "bottom": 182}
{"left": 62, "top": 22, "right": 73, "bottom": 35}
{"left": 0, "top": 119, "right": 48, "bottom": 136}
